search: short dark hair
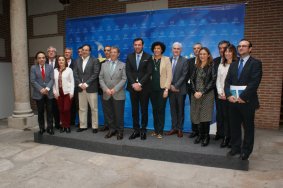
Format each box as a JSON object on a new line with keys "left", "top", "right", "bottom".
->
{"left": 104, "top": 45, "right": 111, "bottom": 50}
{"left": 151, "top": 41, "right": 166, "bottom": 54}
{"left": 35, "top": 51, "right": 46, "bottom": 59}
{"left": 78, "top": 46, "right": 83, "bottom": 50}
{"left": 82, "top": 44, "right": 91, "bottom": 51}
{"left": 239, "top": 39, "right": 252, "bottom": 48}
{"left": 133, "top": 37, "right": 144, "bottom": 45}
{"left": 218, "top": 40, "right": 230, "bottom": 47}
{"left": 111, "top": 46, "right": 120, "bottom": 53}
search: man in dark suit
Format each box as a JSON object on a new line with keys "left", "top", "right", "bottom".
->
{"left": 126, "top": 38, "right": 152, "bottom": 140}
{"left": 166, "top": 42, "right": 188, "bottom": 138}
{"left": 99, "top": 45, "right": 111, "bottom": 131}
{"left": 187, "top": 42, "right": 202, "bottom": 138}
{"left": 73, "top": 44, "right": 100, "bottom": 133}
{"left": 225, "top": 39, "right": 262, "bottom": 160}
{"left": 213, "top": 40, "right": 230, "bottom": 141}
{"left": 64, "top": 48, "right": 77, "bottom": 127}
{"left": 46, "top": 46, "right": 60, "bottom": 129}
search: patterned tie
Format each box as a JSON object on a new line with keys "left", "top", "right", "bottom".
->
{"left": 136, "top": 54, "right": 140, "bottom": 69}
{"left": 172, "top": 57, "right": 177, "bottom": 75}
{"left": 110, "top": 61, "right": 115, "bottom": 75}
{"left": 41, "top": 65, "right": 45, "bottom": 80}
{"left": 238, "top": 59, "right": 244, "bottom": 79}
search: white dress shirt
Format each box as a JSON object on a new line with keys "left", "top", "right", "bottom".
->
{"left": 216, "top": 63, "right": 230, "bottom": 97}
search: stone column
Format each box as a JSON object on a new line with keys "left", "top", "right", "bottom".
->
{"left": 8, "top": 0, "right": 36, "bottom": 129}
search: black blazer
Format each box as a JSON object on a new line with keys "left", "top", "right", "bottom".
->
{"left": 73, "top": 56, "right": 100, "bottom": 93}
{"left": 45, "top": 58, "right": 59, "bottom": 69}
{"left": 225, "top": 56, "right": 262, "bottom": 108}
{"left": 126, "top": 51, "right": 152, "bottom": 92}
{"left": 170, "top": 56, "right": 189, "bottom": 95}
{"left": 68, "top": 58, "right": 76, "bottom": 70}
{"left": 191, "top": 63, "right": 216, "bottom": 95}
{"left": 213, "top": 56, "right": 222, "bottom": 75}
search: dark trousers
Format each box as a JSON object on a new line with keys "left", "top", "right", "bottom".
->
{"left": 103, "top": 97, "right": 125, "bottom": 133}
{"left": 129, "top": 89, "right": 150, "bottom": 133}
{"left": 169, "top": 92, "right": 185, "bottom": 130}
{"left": 218, "top": 99, "right": 230, "bottom": 137}
{"left": 150, "top": 90, "right": 167, "bottom": 135}
{"left": 57, "top": 88, "right": 72, "bottom": 128}
{"left": 229, "top": 102, "right": 256, "bottom": 156}
{"left": 101, "top": 95, "right": 109, "bottom": 127}
{"left": 215, "top": 92, "right": 224, "bottom": 137}
{"left": 70, "top": 87, "right": 78, "bottom": 126}
{"left": 87, "top": 104, "right": 92, "bottom": 128}
{"left": 188, "top": 85, "right": 198, "bottom": 133}
{"left": 52, "top": 98, "right": 60, "bottom": 127}
{"left": 36, "top": 96, "right": 53, "bottom": 130}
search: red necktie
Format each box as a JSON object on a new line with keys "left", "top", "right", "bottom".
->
{"left": 41, "top": 65, "right": 45, "bottom": 80}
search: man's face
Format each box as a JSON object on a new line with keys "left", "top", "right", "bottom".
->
{"left": 218, "top": 43, "right": 228, "bottom": 57}
{"left": 237, "top": 40, "right": 252, "bottom": 57}
{"left": 37, "top": 53, "right": 46, "bottom": 66}
{"left": 193, "top": 44, "right": 202, "bottom": 56}
{"left": 110, "top": 48, "right": 119, "bottom": 61}
{"left": 47, "top": 48, "right": 56, "bottom": 59}
{"left": 172, "top": 45, "right": 181, "bottom": 57}
{"left": 82, "top": 46, "right": 90, "bottom": 58}
{"left": 133, "top": 40, "right": 143, "bottom": 54}
{"left": 78, "top": 49, "right": 83, "bottom": 57}
{"left": 104, "top": 46, "right": 111, "bottom": 59}
{"left": 64, "top": 49, "right": 72, "bottom": 60}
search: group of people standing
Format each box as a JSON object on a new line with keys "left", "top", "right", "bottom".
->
{"left": 30, "top": 37, "right": 262, "bottom": 160}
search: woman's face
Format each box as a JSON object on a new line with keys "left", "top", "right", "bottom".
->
{"left": 224, "top": 49, "right": 233, "bottom": 61}
{"left": 58, "top": 57, "right": 66, "bottom": 68}
{"left": 199, "top": 49, "right": 209, "bottom": 63}
{"left": 37, "top": 53, "right": 46, "bottom": 66}
{"left": 154, "top": 45, "right": 162, "bottom": 57}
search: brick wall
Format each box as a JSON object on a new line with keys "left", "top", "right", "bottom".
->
{"left": 6, "top": 0, "right": 283, "bottom": 129}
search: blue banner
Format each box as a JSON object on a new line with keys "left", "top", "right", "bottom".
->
{"left": 66, "top": 4, "right": 245, "bottom": 132}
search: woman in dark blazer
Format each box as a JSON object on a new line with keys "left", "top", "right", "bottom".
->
{"left": 150, "top": 41, "right": 172, "bottom": 139}
{"left": 190, "top": 47, "right": 216, "bottom": 146}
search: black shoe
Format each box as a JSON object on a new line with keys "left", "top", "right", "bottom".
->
{"left": 189, "top": 131, "right": 198, "bottom": 138}
{"left": 214, "top": 134, "right": 223, "bottom": 141}
{"left": 47, "top": 128, "right": 54, "bottom": 135}
{"left": 76, "top": 128, "right": 87, "bottom": 132}
{"left": 60, "top": 128, "right": 65, "bottom": 133}
{"left": 240, "top": 153, "right": 249, "bottom": 160}
{"left": 92, "top": 129, "right": 98, "bottom": 134}
{"left": 105, "top": 131, "right": 117, "bottom": 138}
{"left": 201, "top": 135, "right": 210, "bottom": 147}
{"left": 117, "top": 133, "right": 123, "bottom": 140}
{"left": 227, "top": 150, "right": 241, "bottom": 157}
{"left": 55, "top": 125, "right": 60, "bottom": 130}
{"left": 129, "top": 131, "right": 140, "bottom": 140}
{"left": 194, "top": 135, "right": 202, "bottom": 144}
{"left": 39, "top": 128, "right": 45, "bottom": 135}
{"left": 220, "top": 137, "right": 230, "bottom": 148}
{"left": 66, "top": 128, "right": 71, "bottom": 133}
{"left": 99, "top": 126, "right": 109, "bottom": 132}
{"left": 141, "top": 132, "right": 147, "bottom": 140}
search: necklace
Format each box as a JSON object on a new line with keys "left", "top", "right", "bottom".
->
{"left": 153, "top": 58, "right": 161, "bottom": 71}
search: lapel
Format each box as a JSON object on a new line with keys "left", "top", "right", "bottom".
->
{"left": 111, "top": 60, "right": 120, "bottom": 78}
{"left": 159, "top": 56, "right": 165, "bottom": 75}
{"left": 36, "top": 64, "right": 42, "bottom": 80}
{"left": 132, "top": 53, "right": 138, "bottom": 71}
{"left": 138, "top": 53, "right": 147, "bottom": 70}
{"left": 237, "top": 57, "right": 250, "bottom": 80}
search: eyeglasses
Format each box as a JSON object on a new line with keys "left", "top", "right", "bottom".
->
{"left": 237, "top": 45, "right": 249, "bottom": 48}
{"left": 104, "top": 49, "right": 110, "bottom": 52}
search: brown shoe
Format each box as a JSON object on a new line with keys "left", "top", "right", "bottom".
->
{"left": 177, "top": 130, "right": 183, "bottom": 138}
{"left": 165, "top": 129, "right": 178, "bottom": 136}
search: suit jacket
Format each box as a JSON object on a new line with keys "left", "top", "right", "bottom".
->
{"left": 187, "top": 57, "right": 196, "bottom": 83}
{"left": 126, "top": 51, "right": 152, "bottom": 92}
{"left": 99, "top": 60, "right": 127, "bottom": 100}
{"left": 225, "top": 56, "right": 262, "bottom": 108}
{"left": 73, "top": 56, "right": 100, "bottom": 93}
{"left": 213, "top": 56, "right": 222, "bottom": 75}
{"left": 191, "top": 63, "right": 216, "bottom": 94}
{"left": 170, "top": 56, "right": 189, "bottom": 95}
{"left": 30, "top": 64, "right": 54, "bottom": 100}
{"left": 152, "top": 56, "right": 172, "bottom": 89}
{"left": 68, "top": 58, "right": 75, "bottom": 70}
{"left": 45, "top": 58, "right": 59, "bottom": 69}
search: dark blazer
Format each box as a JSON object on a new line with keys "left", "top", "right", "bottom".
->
{"left": 191, "top": 63, "right": 216, "bottom": 95}
{"left": 187, "top": 57, "right": 196, "bottom": 83}
{"left": 30, "top": 64, "right": 54, "bottom": 100}
{"left": 45, "top": 58, "right": 59, "bottom": 69}
{"left": 126, "top": 51, "right": 152, "bottom": 92}
{"left": 225, "top": 56, "right": 262, "bottom": 108}
{"left": 213, "top": 56, "right": 222, "bottom": 75}
{"left": 170, "top": 56, "right": 189, "bottom": 95}
{"left": 73, "top": 56, "right": 100, "bottom": 93}
{"left": 68, "top": 58, "right": 75, "bottom": 70}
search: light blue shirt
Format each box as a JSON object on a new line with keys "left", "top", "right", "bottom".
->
{"left": 239, "top": 55, "right": 250, "bottom": 68}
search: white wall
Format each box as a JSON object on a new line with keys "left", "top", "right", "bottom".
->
{"left": 0, "top": 62, "right": 14, "bottom": 119}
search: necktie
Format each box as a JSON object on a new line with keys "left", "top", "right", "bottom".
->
{"left": 172, "top": 57, "right": 177, "bottom": 75}
{"left": 110, "top": 61, "right": 115, "bottom": 75}
{"left": 136, "top": 54, "right": 140, "bottom": 69}
{"left": 41, "top": 65, "right": 45, "bottom": 80}
{"left": 238, "top": 59, "right": 244, "bottom": 79}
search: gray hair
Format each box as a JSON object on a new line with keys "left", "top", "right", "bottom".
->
{"left": 47, "top": 46, "right": 57, "bottom": 52}
{"left": 172, "top": 42, "right": 182, "bottom": 49}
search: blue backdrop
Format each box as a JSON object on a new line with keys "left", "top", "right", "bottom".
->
{"left": 66, "top": 4, "right": 245, "bottom": 132}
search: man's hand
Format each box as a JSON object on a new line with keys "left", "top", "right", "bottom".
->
{"left": 194, "top": 92, "right": 203, "bottom": 99}
{"left": 110, "top": 88, "right": 116, "bottom": 95}
{"left": 228, "top": 96, "right": 237, "bottom": 103}
{"left": 132, "top": 83, "right": 142, "bottom": 92}
{"left": 237, "top": 97, "right": 246, "bottom": 103}
{"left": 105, "top": 89, "right": 112, "bottom": 96}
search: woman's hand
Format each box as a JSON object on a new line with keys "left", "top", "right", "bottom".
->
{"left": 163, "top": 90, "right": 168, "bottom": 98}
{"left": 194, "top": 92, "right": 203, "bottom": 99}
